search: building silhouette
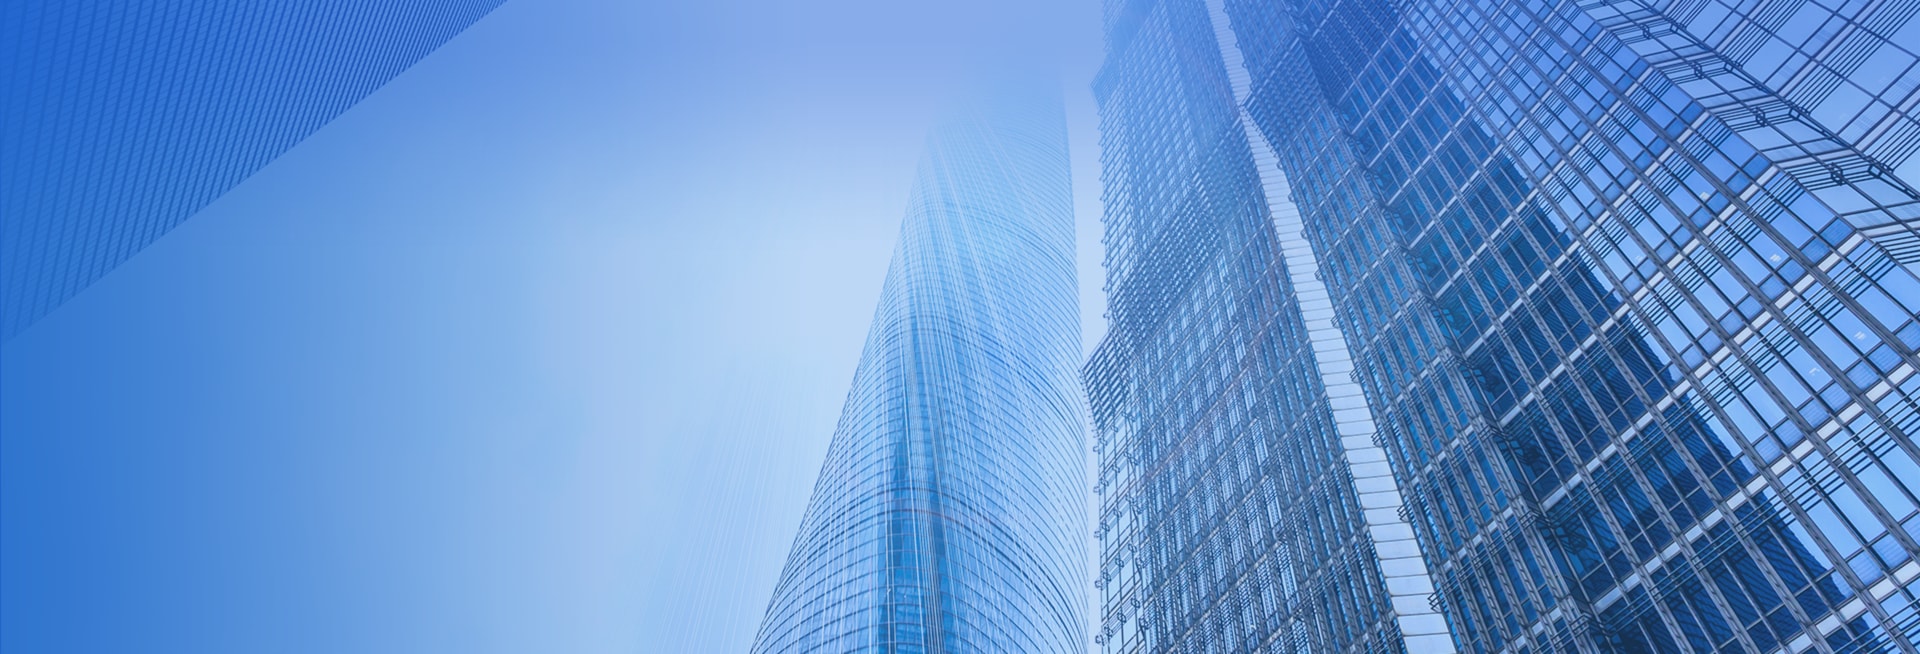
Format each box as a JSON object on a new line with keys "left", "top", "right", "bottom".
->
{"left": 1, "top": 0, "right": 507, "bottom": 340}
{"left": 751, "top": 90, "right": 1089, "bottom": 654}
{"left": 1090, "top": 0, "right": 1920, "bottom": 652}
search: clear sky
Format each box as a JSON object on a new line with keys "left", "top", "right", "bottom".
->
{"left": 0, "top": 0, "right": 1106, "bottom": 652}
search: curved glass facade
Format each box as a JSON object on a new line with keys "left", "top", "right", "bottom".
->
{"left": 749, "top": 91, "right": 1089, "bottom": 654}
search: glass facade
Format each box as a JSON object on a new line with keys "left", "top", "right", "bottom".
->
{"left": 750, "top": 91, "right": 1089, "bottom": 654}
{"left": 1, "top": 0, "right": 507, "bottom": 340}
{"left": 1092, "top": 0, "right": 1920, "bottom": 652}
{"left": 1086, "top": 0, "right": 1441, "bottom": 650}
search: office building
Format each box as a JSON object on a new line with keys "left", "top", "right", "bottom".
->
{"left": 1086, "top": 0, "right": 1452, "bottom": 650}
{"left": 751, "top": 91, "right": 1089, "bottom": 654}
{"left": 1091, "top": 0, "right": 1920, "bottom": 651}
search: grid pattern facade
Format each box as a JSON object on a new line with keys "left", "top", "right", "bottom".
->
{"left": 1209, "top": 0, "right": 1459, "bottom": 647}
{"left": 1226, "top": 0, "right": 1920, "bottom": 651}
{"left": 1085, "top": 0, "right": 1419, "bottom": 651}
{"left": 1570, "top": 0, "right": 1920, "bottom": 270}
{"left": 750, "top": 93, "right": 1088, "bottom": 654}
{"left": 1, "top": 0, "right": 506, "bottom": 340}
{"left": 1628, "top": 0, "right": 1920, "bottom": 191}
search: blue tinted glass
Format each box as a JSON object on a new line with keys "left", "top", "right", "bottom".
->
{"left": 1, "top": 0, "right": 506, "bottom": 339}
{"left": 1092, "top": 0, "right": 1920, "bottom": 650}
{"left": 751, "top": 91, "right": 1089, "bottom": 654}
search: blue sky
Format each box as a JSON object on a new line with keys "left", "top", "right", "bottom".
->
{"left": 1, "top": 0, "right": 1105, "bottom": 652}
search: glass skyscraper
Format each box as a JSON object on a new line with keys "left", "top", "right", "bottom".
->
{"left": 1, "top": 0, "right": 506, "bottom": 340}
{"left": 750, "top": 91, "right": 1089, "bottom": 654}
{"left": 1086, "top": 0, "right": 1449, "bottom": 651}
{"left": 1090, "top": 0, "right": 1920, "bottom": 653}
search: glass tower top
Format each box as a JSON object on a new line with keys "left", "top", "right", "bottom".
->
{"left": 750, "top": 90, "right": 1089, "bottom": 654}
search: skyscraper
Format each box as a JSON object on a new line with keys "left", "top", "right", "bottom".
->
{"left": 1091, "top": 0, "right": 1920, "bottom": 652}
{"left": 750, "top": 91, "right": 1089, "bottom": 654}
{"left": 1086, "top": 0, "right": 1448, "bottom": 650}
{"left": 1, "top": 0, "right": 506, "bottom": 340}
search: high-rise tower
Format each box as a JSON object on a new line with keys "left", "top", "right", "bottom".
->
{"left": 1231, "top": 0, "right": 1920, "bottom": 649}
{"left": 750, "top": 91, "right": 1089, "bottom": 654}
{"left": 1085, "top": 0, "right": 1445, "bottom": 651}
{"left": 1092, "top": 0, "right": 1920, "bottom": 652}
